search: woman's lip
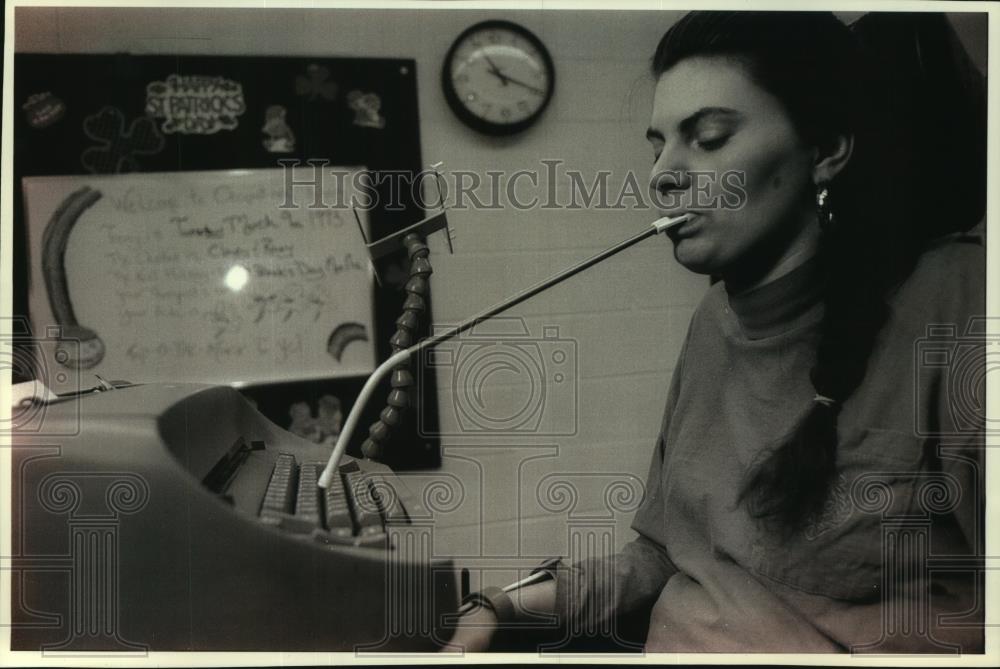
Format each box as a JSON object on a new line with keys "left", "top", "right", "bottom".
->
{"left": 666, "top": 212, "right": 701, "bottom": 238}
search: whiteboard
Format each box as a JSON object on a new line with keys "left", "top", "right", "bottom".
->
{"left": 23, "top": 168, "right": 376, "bottom": 389}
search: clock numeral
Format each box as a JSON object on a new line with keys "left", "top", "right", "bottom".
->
{"left": 500, "top": 107, "right": 511, "bottom": 119}
{"left": 488, "top": 31, "right": 500, "bottom": 43}
{"left": 517, "top": 100, "right": 530, "bottom": 112}
{"left": 456, "top": 74, "right": 469, "bottom": 84}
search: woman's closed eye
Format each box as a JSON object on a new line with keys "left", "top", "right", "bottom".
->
{"left": 652, "top": 134, "right": 728, "bottom": 163}
{"left": 692, "top": 133, "right": 730, "bottom": 151}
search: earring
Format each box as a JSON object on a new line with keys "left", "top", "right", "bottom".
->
{"left": 816, "top": 184, "right": 835, "bottom": 233}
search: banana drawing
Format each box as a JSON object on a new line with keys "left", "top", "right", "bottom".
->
{"left": 41, "top": 186, "right": 106, "bottom": 369}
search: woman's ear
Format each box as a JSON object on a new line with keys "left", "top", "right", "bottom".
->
{"left": 813, "top": 133, "right": 854, "bottom": 184}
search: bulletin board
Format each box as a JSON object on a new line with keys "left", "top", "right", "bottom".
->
{"left": 13, "top": 53, "right": 440, "bottom": 469}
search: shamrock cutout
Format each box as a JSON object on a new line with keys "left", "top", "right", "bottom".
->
{"left": 81, "top": 107, "right": 165, "bottom": 174}
{"left": 295, "top": 64, "right": 338, "bottom": 102}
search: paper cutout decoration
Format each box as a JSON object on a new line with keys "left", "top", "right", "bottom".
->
{"left": 23, "top": 92, "right": 66, "bottom": 128}
{"left": 347, "top": 90, "right": 386, "bottom": 129}
{"left": 40, "top": 186, "right": 107, "bottom": 369}
{"left": 80, "top": 107, "right": 165, "bottom": 174}
{"left": 295, "top": 64, "right": 338, "bottom": 101}
{"left": 261, "top": 105, "right": 296, "bottom": 153}
{"left": 145, "top": 74, "right": 246, "bottom": 134}
{"left": 288, "top": 394, "right": 344, "bottom": 445}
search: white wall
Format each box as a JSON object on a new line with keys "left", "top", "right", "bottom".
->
{"left": 15, "top": 6, "right": 988, "bottom": 582}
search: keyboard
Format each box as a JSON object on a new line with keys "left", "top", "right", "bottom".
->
{"left": 257, "top": 455, "right": 410, "bottom": 547}
{"left": 11, "top": 382, "right": 457, "bottom": 651}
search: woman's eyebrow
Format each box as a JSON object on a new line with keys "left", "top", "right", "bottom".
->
{"left": 646, "top": 107, "right": 744, "bottom": 142}
{"left": 679, "top": 107, "right": 742, "bottom": 134}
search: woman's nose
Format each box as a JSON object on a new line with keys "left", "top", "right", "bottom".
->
{"left": 650, "top": 164, "right": 690, "bottom": 207}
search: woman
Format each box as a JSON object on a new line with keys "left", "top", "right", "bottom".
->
{"left": 446, "top": 11, "right": 986, "bottom": 653}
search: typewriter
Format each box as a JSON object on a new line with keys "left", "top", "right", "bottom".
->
{"left": 9, "top": 381, "right": 458, "bottom": 652}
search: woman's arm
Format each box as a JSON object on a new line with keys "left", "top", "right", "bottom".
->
{"left": 439, "top": 579, "right": 556, "bottom": 652}
{"left": 442, "top": 533, "right": 677, "bottom": 651}
{"left": 551, "top": 533, "right": 677, "bottom": 641}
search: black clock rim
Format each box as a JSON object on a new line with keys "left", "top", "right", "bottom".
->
{"left": 441, "top": 19, "right": 556, "bottom": 136}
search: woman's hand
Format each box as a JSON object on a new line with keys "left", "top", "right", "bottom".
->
{"left": 439, "top": 606, "right": 498, "bottom": 653}
{"left": 439, "top": 579, "right": 557, "bottom": 652}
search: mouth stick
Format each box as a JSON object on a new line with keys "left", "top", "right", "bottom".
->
{"left": 651, "top": 213, "right": 693, "bottom": 234}
{"left": 318, "top": 215, "right": 689, "bottom": 488}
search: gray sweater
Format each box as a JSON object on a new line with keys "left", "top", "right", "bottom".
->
{"left": 552, "top": 229, "right": 986, "bottom": 653}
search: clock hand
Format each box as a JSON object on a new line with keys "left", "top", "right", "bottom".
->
{"left": 490, "top": 69, "right": 511, "bottom": 86}
{"left": 483, "top": 55, "right": 509, "bottom": 85}
{"left": 501, "top": 74, "right": 546, "bottom": 96}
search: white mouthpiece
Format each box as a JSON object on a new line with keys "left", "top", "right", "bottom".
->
{"left": 652, "top": 213, "right": 691, "bottom": 234}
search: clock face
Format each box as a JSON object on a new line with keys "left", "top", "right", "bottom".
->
{"left": 443, "top": 20, "right": 555, "bottom": 135}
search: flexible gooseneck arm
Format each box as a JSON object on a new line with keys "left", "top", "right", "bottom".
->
{"left": 318, "top": 215, "right": 689, "bottom": 488}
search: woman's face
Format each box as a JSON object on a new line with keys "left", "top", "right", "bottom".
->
{"left": 648, "top": 56, "right": 818, "bottom": 285}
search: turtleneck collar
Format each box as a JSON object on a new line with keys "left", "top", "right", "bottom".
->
{"left": 724, "top": 255, "right": 826, "bottom": 340}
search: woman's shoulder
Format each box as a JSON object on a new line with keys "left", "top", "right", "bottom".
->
{"left": 913, "top": 223, "right": 984, "bottom": 280}
{"left": 889, "top": 224, "right": 985, "bottom": 325}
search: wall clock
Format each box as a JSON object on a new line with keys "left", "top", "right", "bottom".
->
{"left": 442, "top": 20, "right": 555, "bottom": 135}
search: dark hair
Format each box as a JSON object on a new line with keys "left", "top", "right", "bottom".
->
{"left": 651, "top": 11, "right": 925, "bottom": 532}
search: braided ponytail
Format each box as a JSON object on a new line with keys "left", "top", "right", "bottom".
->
{"left": 739, "top": 190, "right": 897, "bottom": 530}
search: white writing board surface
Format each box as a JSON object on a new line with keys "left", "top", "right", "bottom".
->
{"left": 23, "top": 168, "right": 375, "bottom": 390}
